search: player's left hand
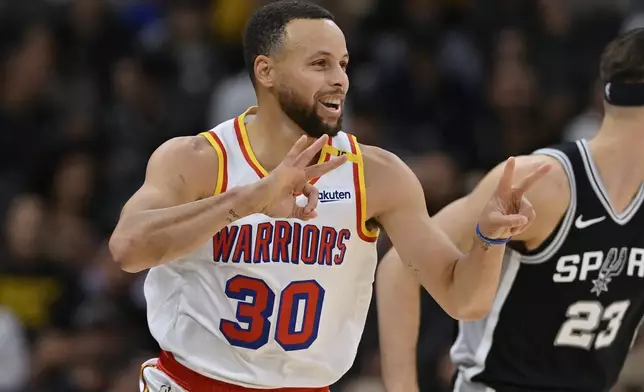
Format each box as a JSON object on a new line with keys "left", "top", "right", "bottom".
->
{"left": 477, "top": 157, "right": 552, "bottom": 241}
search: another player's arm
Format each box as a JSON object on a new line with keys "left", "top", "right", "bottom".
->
{"left": 376, "top": 247, "right": 420, "bottom": 392}
{"left": 109, "top": 136, "right": 257, "bottom": 272}
{"left": 375, "top": 153, "right": 567, "bottom": 392}
{"left": 367, "top": 148, "right": 503, "bottom": 320}
{"left": 367, "top": 147, "right": 563, "bottom": 319}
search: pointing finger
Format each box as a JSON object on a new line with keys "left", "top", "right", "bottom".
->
{"left": 305, "top": 155, "right": 347, "bottom": 180}
{"left": 284, "top": 135, "right": 309, "bottom": 164}
{"left": 295, "top": 135, "right": 329, "bottom": 167}
{"left": 496, "top": 157, "right": 516, "bottom": 196}
{"left": 516, "top": 163, "right": 552, "bottom": 195}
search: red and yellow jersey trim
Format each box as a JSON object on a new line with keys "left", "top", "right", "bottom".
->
{"left": 234, "top": 107, "right": 332, "bottom": 185}
{"left": 308, "top": 138, "right": 333, "bottom": 187}
{"left": 234, "top": 107, "right": 267, "bottom": 178}
{"left": 347, "top": 134, "right": 379, "bottom": 243}
{"left": 200, "top": 130, "right": 229, "bottom": 195}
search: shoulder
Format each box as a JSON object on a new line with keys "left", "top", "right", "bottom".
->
{"left": 518, "top": 154, "right": 568, "bottom": 187}
{"left": 360, "top": 144, "right": 415, "bottom": 181}
{"left": 152, "top": 135, "right": 216, "bottom": 162}
{"left": 465, "top": 153, "right": 571, "bottom": 217}
{"left": 516, "top": 153, "right": 572, "bottom": 245}
{"left": 150, "top": 136, "right": 218, "bottom": 175}
{"left": 359, "top": 144, "right": 424, "bottom": 218}
{"left": 497, "top": 154, "right": 570, "bottom": 204}
{"left": 146, "top": 135, "right": 220, "bottom": 199}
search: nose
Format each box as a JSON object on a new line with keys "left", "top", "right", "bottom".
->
{"left": 329, "top": 65, "right": 349, "bottom": 91}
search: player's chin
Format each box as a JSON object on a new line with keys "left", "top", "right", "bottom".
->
{"left": 317, "top": 112, "right": 342, "bottom": 129}
{"left": 321, "top": 121, "right": 342, "bottom": 137}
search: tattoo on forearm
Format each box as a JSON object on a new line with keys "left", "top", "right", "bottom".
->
{"left": 475, "top": 236, "right": 491, "bottom": 251}
{"left": 225, "top": 209, "right": 241, "bottom": 224}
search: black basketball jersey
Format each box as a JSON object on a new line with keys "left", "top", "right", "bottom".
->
{"left": 451, "top": 140, "right": 644, "bottom": 392}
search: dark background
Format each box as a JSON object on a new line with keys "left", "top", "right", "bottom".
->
{"left": 0, "top": 0, "right": 642, "bottom": 391}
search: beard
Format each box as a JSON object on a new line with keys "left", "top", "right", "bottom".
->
{"left": 276, "top": 84, "right": 342, "bottom": 138}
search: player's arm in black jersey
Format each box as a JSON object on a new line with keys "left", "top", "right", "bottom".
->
{"left": 375, "top": 154, "right": 568, "bottom": 392}
{"left": 109, "top": 135, "right": 345, "bottom": 273}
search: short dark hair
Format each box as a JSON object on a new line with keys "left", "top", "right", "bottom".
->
{"left": 600, "top": 28, "right": 644, "bottom": 83}
{"left": 243, "top": 0, "right": 334, "bottom": 86}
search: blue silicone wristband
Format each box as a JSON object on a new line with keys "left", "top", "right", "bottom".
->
{"left": 476, "top": 223, "right": 512, "bottom": 245}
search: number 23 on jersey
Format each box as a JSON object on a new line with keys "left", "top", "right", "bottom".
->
{"left": 219, "top": 275, "right": 325, "bottom": 351}
{"left": 554, "top": 300, "right": 631, "bottom": 350}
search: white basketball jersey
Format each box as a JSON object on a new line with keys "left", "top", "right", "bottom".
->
{"left": 143, "top": 107, "right": 379, "bottom": 388}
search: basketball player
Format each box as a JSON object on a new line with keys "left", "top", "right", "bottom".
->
{"left": 377, "top": 28, "right": 644, "bottom": 392}
{"left": 108, "top": 2, "right": 550, "bottom": 391}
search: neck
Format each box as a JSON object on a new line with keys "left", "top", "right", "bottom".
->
{"left": 586, "top": 112, "right": 644, "bottom": 204}
{"left": 591, "top": 112, "right": 644, "bottom": 171}
{"left": 245, "top": 102, "right": 316, "bottom": 172}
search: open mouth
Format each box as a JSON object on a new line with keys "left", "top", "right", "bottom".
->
{"left": 318, "top": 99, "right": 342, "bottom": 113}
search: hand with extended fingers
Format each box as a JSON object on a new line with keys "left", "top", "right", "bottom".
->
{"left": 476, "top": 157, "right": 552, "bottom": 244}
{"left": 257, "top": 134, "right": 347, "bottom": 220}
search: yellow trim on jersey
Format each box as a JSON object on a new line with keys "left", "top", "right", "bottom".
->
{"left": 325, "top": 144, "right": 359, "bottom": 164}
{"left": 236, "top": 106, "right": 337, "bottom": 172}
{"left": 237, "top": 108, "right": 269, "bottom": 177}
{"left": 199, "top": 131, "right": 227, "bottom": 195}
{"left": 349, "top": 134, "right": 380, "bottom": 240}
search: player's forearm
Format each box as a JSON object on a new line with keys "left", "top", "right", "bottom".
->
{"left": 376, "top": 253, "right": 420, "bottom": 392}
{"left": 109, "top": 185, "right": 260, "bottom": 273}
{"left": 445, "top": 239, "right": 505, "bottom": 320}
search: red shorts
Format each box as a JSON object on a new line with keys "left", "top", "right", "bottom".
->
{"left": 156, "top": 351, "right": 330, "bottom": 392}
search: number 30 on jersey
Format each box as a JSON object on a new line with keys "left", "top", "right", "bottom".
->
{"left": 219, "top": 275, "right": 325, "bottom": 351}
{"left": 554, "top": 300, "right": 631, "bottom": 349}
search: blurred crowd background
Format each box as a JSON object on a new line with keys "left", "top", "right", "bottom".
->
{"left": 0, "top": 0, "right": 643, "bottom": 391}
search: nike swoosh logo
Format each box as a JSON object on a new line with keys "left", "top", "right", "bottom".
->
{"left": 575, "top": 215, "right": 606, "bottom": 229}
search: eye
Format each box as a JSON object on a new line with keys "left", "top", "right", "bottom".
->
{"left": 340, "top": 61, "right": 348, "bottom": 70}
{"left": 311, "top": 59, "right": 327, "bottom": 68}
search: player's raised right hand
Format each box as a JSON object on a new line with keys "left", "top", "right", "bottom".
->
{"left": 477, "top": 157, "right": 551, "bottom": 240}
{"left": 255, "top": 134, "right": 347, "bottom": 220}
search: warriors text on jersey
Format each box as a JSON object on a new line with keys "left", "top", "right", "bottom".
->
{"left": 142, "top": 107, "right": 379, "bottom": 388}
{"left": 452, "top": 140, "right": 644, "bottom": 392}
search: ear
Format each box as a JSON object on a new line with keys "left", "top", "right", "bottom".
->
{"left": 254, "top": 55, "right": 276, "bottom": 89}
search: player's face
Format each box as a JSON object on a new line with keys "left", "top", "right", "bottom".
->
{"left": 274, "top": 19, "right": 349, "bottom": 138}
